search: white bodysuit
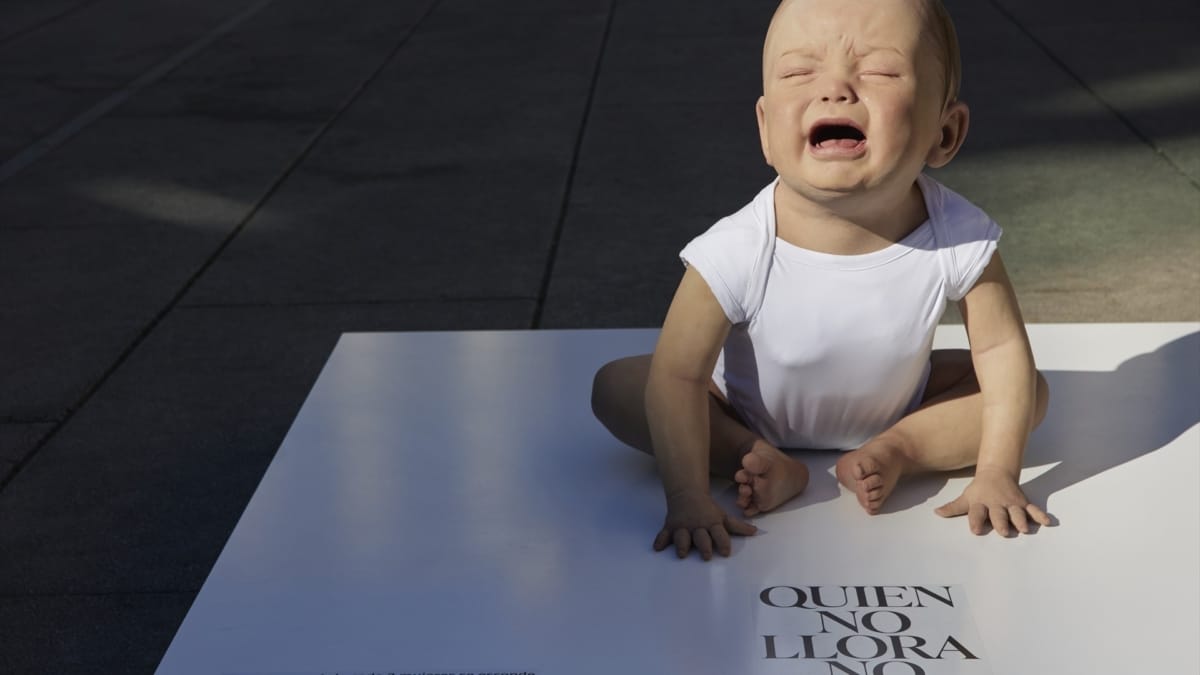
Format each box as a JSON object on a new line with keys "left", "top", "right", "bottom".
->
{"left": 679, "top": 174, "right": 1001, "bottom": 451}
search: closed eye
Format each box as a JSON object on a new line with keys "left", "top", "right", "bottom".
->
{"left": 861, "top": 71, "right": 900, "bottom": 78}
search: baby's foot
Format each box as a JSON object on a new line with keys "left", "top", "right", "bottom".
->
{"left": 835, "top": 440, "right": 909, "bottom": 515}
{"left": 734, "top": 440, "right": 810, "bottom": 517}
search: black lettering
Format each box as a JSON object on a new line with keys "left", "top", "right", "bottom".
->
{"left": 825, "top": 661, "right": 869, "bottom": 674}
{"left": 817, "top": 610, "right": 860, "bottom": 633}
{"left": 852, "top": 586, "right": 871, "bottom": 607}
{"left": 837, "top": 634, "right": 888, "bottom": 660}
{"left": 763, "top": 635, "right": 800, "bottom": 659}
{"left": 872, "top": 661, "right": 926, "bottom": 674}
{"left": 935, "top": 635, "right": 979, "bottom": 660}
{"left": 761, "top": 586, "right": 809, "bottom": 608}
{"left": 888, "top": 634, "right": 935, "bottom": 660}
{"left": 861, "top": 610, "right": 912, "bottom": 634}
{"left": 811, "top": 585, "right": 850, "bottom": 608}
{"left": 874, "top": 586, "right": 914, "bottom": 608}
{"left": 913, "top": 586, "right": 955, "bottom": 608}
{"left": 802, "top": 634, "right": 838, "bottom": 659}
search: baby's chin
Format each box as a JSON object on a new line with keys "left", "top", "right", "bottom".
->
{"left": 776, "top": 155, "right": 924, "bottom": 204}
{"left": 778, "top": 171, "right": 872, "bottom": 202}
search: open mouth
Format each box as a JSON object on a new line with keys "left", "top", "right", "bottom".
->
{"left": 809, "top": 121, "right": 866, "bottom": 150}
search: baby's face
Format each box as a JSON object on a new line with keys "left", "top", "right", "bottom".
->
{"left": 757, "top": 0, "right": 951, "bottom": 201}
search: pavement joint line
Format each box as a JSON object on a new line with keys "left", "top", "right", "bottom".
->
{"left": 0, "top": 0, "right": 445, "bottom": 497}
{"left": 0, "top": 589, "right": 200, "bottom": 600}
{"left": 530, "top": 0, "right": 618, "bottom": 330}
{"left": 178, "top": 296, "right": 541, "bottom": 309}
{"left": 0, "top": 0, "right": 277, "bottom": 184}
{"left": 987, "top": 0, "right": 1200, "bottom": 192}
{"left": 0, "top": 0, "right": 104, "bottom": 47}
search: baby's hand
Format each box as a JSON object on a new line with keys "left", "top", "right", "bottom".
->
{"left": 934, "top": 466, "right": 1051, "bottom": 536}
{"left": 653, "top": 490, "right": 757, "bottom": 560}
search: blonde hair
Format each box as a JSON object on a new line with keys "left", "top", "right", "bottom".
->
{"left": 922, "top": 0, "right": 962, "bottom": 104}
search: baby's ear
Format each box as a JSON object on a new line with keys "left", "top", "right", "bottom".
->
{"left": 926, "top": 100, "right": 970, "bottom": 168}
{"left": 755, "top": 96, "right": 774, "bottom": 167}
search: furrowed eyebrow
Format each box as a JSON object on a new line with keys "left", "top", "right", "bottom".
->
{"left": 777, "top": 48, "right": 822, "bottom": 60}
{"left": 855, "top": 45, "right": 905, "bottom": 58}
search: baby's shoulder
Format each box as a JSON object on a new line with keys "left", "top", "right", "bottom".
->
{"left": 920, "top": 175, "right": 1001, "bottom": 246}
{"left": 691, "top": 181, "right": 776, "bottom": 249}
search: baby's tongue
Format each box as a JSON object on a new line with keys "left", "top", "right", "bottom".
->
{"left": 819, "top": 138, "right": 862, "bottom": 148}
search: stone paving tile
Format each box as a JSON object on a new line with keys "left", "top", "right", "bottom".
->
{"left": 989, "top": 0, "right": 1200, "bottom": 25}
{"left": 0, "top": 301, "right": 533, "bottom": 597}
{"left": 1000, "top": 19, "right": 1200, "bottom": 184}
{"left": 540, "top": 207, "right": 693, "bottom": 328}
{"left": 928, "top": 2, "right": 1200, "bottom": 321}
{"left": 0, "top": 116, "right": 312, "bottom": 232}
{"left": 0, "top": 0, "right": 249, "bottom": 160}
{"left": 184, "top": 2, "right": 609, "bottom": 306}
{"left": 115, "top": 0, "right": 432, "bottom": 125}
{"left": 568, "top": 100, "right": 771, "bottom": 214}
{"left": 0, "top": 0, "right": 431, "bottom": 420}
{"left": 0, "top": 423, "right": 55, "bottom": 464}
{"left": 541, "top": 97, "right": 774, "bottom": 328}
{"left": 0, "top": 224, "right": 205, "bottom": 421}
{"left": 183, "top": 164, "right": 565, "bottom": 304}
{"left": 612, "top": 0, "right": 775, "bottom": 37}
{"left": 0, "top": 592, "right": 193, "bottom": 675}
{"left": 587, "top": 0, "right": 773, "bottom": 110}
{"left": 596, "top": 30, "right": 763, "bottom": 105}
{"left": 0, "top": 0, "right": 91, "bottom": 43}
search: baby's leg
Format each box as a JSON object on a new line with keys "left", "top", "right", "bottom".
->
{"left": 591, "top": 355, "right": 808, "bottom": 515}
{"left": 836, "top": 349, "right": 1050, "bottom": 514}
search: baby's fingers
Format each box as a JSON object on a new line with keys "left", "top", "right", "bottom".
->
{"left": 1027, "top": 503, "right": 1052, "bottom": 526}
{"left": 673, "top": 529, "right": 692, "bottom": 558}
{"left": 1008, "top": 505, "right": 1030, "bottom": 534}
{"left": 967, "top": 503, "right": 988, "bottom": 535}
{"left": 935, "top": 495, "right": 967, "bottom": 518}
{"left": 724, "top": 515, "right": 758, "bottom": 537}
{"left": 693, "top": 528, "right": 714, "bottom": 561}
{"left": 653, "top": 528, "right": 672, "bottom": 552}
{"left": 710, "top": 525, "right": 733, "bottom": 557}
{"left": 989, "top": 506, "right": 1012, "bottom": 537}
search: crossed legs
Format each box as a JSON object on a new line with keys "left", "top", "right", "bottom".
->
{"left": 591, "top": 350, "right": 1049, "bottom": 517}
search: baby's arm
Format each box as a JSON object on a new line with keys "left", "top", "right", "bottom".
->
{"left": 935, "top": 253, "right": 1052, "bottom": 535}
{"left": 646, "top": 267, "right": 757, "bottom": 559}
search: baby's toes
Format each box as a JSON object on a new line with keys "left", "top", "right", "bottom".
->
{"left": 853, "top": 478, "right": 877, "bottom": 507}
{"left": 853, "top": 456, "right": 881, "bottom": 480}
{"left": 858, "top": 473, "right": 884, "bottom": 492}
{"left": 734, "top": 468, "right": 752, "bottom": 485}
{"left": 742, "top": 448, "right": 771, "bottom": 475}
{"left": 737, "top": 483, "right": 754, "bottom": 509}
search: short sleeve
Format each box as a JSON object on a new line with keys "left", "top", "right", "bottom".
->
{"left": 679, "top": 222, "right": 758, "bottom": 324}
{"left": 924, "top": 176, "right": 1004, "bottom": 301}
{"left": 945, "top": 219, "right": 1001, "bottom": 301}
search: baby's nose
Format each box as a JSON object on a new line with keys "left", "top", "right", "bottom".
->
{"left": 819, "top": 75, "right": 857, "bottom": 103}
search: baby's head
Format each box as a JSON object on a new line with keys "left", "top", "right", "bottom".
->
{"left": 756, "top": 0, "right": 970, "bottom": 204}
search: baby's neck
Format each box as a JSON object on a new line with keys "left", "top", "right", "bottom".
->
{"left": 773, "top": 181, "right": 928, "bottom": 256}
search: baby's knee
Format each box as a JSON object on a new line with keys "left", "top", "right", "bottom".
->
{"left": 591, "top": 361, "right": 620, "bottom": 419}
{"left": 590, "top": 354, "right": 651, "bottom": 422}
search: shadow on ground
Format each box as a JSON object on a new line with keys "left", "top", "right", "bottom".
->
{"left": 881, "top": 330, "right": 1200, "bottom": 521}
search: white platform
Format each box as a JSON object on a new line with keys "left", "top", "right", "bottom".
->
{"left": 157, "top": 324, "right": 1200, "bottom": 675}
